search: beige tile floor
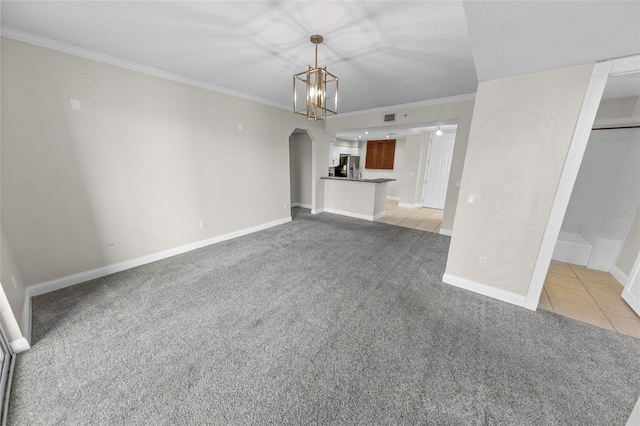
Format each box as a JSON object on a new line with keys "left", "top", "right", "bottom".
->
{"left": 540, "top": 261, "right": 640, "bottom": 338}
{"left": 377, "top": 200, "right": 443, "bottom": 233}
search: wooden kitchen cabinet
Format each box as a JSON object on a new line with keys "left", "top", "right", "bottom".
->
{"left": 365, "top": 139, "right": 396, "bottom": 170}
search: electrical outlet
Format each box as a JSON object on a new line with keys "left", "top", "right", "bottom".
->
{"left": 199, "top": 220, "right": 206, "bottom": 229}
{"left": 478, "top": 257, "right": 487, "bottom": 267}
{"left": 106, "top": 240, "right": 116, "bottom": 250}
{"left": 284, "top": 204, "right": 287, "bottom": 210}
{"left": 467, "top": 194, "right": 476, "bottom": 205}
{"left": 11, "top": 275, "right": 17, "bottom": 288}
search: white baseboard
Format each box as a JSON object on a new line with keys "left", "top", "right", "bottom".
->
{"left": 22, "top": 296, "right": 31, "bottom": 348}
{"left": 442, "top": 273, "right": 528, "bottom": 309}
{"left": 22, "top": 216, "right": 292, "bottom": 345}
{"left": 439, "top": 228, "right": 452, "bottom": 236}
{"left": 386, "top": 196, "right": 400, "bottom": 201}
{"left": 398, "top": 202, "right": 421, "bottom": 209}
{"left": 323, "top": 208, "right": 375, "bottom": 221}
{"left": 311, "top": 208, "right": 324, "bottom": 215}
{"left": 291, "top": 202, "right": 312, "bottom": 209}
{"left": 10, "top": 337, "right": 30, "bottom": 354}
{"left": 373, "top": 211, "right": 386, "bottom": 221}
{"left": 609, "top": 265, "right": 628, "bottom": 286}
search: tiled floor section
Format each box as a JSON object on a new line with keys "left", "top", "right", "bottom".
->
{"left": 540, "top": 261, "right": 640, "bottom": 338}
{"left": 377, "top": 200, "right": 443, "bottom": 233}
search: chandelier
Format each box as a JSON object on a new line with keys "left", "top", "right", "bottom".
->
{"left": 293, "top": 35, "right": 339, "bottom": 121}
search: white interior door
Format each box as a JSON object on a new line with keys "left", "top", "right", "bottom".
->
{"left": 423, "top": 132, "right": 455, "bottom": 209}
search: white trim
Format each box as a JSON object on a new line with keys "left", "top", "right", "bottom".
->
{"left": 1, "top": 28, "right": 288, "bottom": 111}
{"left": 439, "top": 228, "right": 452, "bottom": 237}
{"left": 386, "top": 196, "right": 400, "bottom": 201}
{"left": 622, "top": 287, "right": 640, "bottom": 317}
{"left": 311, "top": 208, "right": 325, "bottom": 215}
{"left": 373, "top": 211, "right": 386, "bottom": 221}
{"left": 22, "top": 296, "right": 31, "bottom": 346}
{"left": 9, "top": 337, "right": 30, "bottom": 354}
{"left": 398, "top": 202, "right": 422, "bottom": 209}
{"left": 442, "top": 273, "right": 527, "bottom": 308}
{"left": 292, "top": 203, "right": 312, "bottom": 209}
{"left": 609, "top": 265, "right": 628, "bottom": 287}
{"left": 326, "top": 93, "right": 477, "bottom": 119}
{"left": 609, "top": 55, "right": 640, "bottom": 76}
{"left": 524, "top": 61, "right": 613, "bottom": 311}
{"left": 27, "top": 217, "right": 291, "bottom": 298}
{"left": 22, "top": 217, "right": 291, "bottom": 341}
{"left": 323, "top": 208, "right": 375, "bottom": 221}
{"left": 622, "top": 249, "right": 640, "bottom": 316}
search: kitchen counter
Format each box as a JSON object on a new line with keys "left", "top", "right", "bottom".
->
{"left": 321, "top": 177, "right": 396, "bottom": 184}
{"left": 321, "top": 177, "right": 395, "bottom": 221}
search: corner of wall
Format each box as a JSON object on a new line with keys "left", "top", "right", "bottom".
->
{"left": 442, "top": 273, "right": 528, "bottom": 308}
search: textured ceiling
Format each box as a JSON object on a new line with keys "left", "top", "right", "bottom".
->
{"left": 0, "top": 1, "right": 477, "bottom": 113}
{"left": 463, "top": 1, "right": 640, "bottom": 83}
{"left": 1, "top": 1, "right": 639, "bottom": 116}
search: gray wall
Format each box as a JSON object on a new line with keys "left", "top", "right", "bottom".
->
{"left": 567, "top": 96, "right": 640, "bottom": 277}
{"left": 596, "top": 96, "right": 640, "bottom": 122}
{"left": 445, "top": 63, "right": 595, "bottom": 298}
{"left": 1, "top": 37, "right": 328, "bottom": 337}
{"left": 289, "top": 132, "right": 313, "bottom": 207}
{"left": 561, "top": 128, "right": 640, "bottom": 242}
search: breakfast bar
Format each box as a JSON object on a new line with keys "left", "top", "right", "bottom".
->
{"left": 321, "top": 177, "right": 396, "bottom": 221}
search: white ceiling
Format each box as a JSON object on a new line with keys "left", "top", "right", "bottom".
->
{"left": 1, "top": 1, "right": 639, "bottom": 117}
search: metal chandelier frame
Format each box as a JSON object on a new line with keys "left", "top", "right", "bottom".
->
{"left": 293, "top": 35, "right": 338, "bottom": 121}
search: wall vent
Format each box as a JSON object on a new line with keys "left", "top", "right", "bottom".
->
{"left": 384, "top": 114, "right": 396, "bottom": 122}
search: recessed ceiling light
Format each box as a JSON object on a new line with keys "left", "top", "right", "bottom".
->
{"left": 365, "top": 131, "right": 369, "bottom": 134}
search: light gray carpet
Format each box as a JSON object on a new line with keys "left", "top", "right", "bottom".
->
{"left": 8, "top": 208, "right": 640, "bottom": 425}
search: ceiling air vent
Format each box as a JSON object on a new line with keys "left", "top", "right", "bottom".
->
{"left": 384, "top": 114, "right": 396, "bottom": 122}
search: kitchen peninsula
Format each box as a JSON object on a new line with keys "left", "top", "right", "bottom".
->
{"left": 321, "top": 177, "right": 395, "bottom": 221}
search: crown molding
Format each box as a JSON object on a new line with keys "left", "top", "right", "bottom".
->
{"left": 1, "top": 27, "right": 290, "bottom": 111}
{"left": 2, "top": 27, "right": 479, "bottom": 119}
{"left": 327, "top": 93, "right": 477, "bottom": 120}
